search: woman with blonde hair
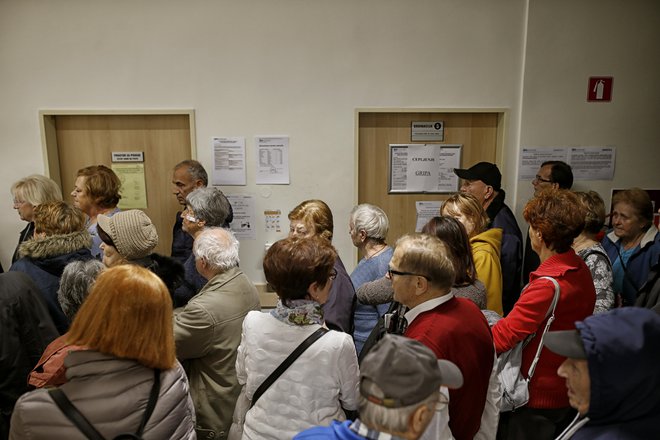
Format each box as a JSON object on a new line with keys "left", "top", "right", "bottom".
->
{"left": 10, "top": 174, "right": 63, "bottom": 263}
{"left": 288, "top": 199, "right": 356, "bottom": 333}
{"left": 441, "top": 192, "right": 503, "bottom": 314}
{"left": 10, "top": 265, "right": 196, "bottom": 439}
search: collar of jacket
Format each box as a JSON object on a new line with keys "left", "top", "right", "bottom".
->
{"left": 606, "top": 226, "right": 658, "bottom": 249}
{"left": 18, "top": 230, "right": 93, "bottom": 260}
{"left": 200, "top": 266, "right": 243, "bottom": 292}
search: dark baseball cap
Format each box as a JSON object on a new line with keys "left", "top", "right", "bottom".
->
{"left": 360, "top": 334, "right": 463, "bottom": 408}
{"left": 454, "top": 162, "right": 501, "bottom": 190}
{"left": 544, "top": 330, "right": 587, "bottom": 359}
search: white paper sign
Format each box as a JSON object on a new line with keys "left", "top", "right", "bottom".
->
{"left": 255, "top": 136, "right": 290, "bottom": 185}
{"left": 518, "top": 148, "right": 568, "bottom": 180}
{"left": 264, "top": 210, "right": 282, "bottom": 233}
{"left": 226, "top": 194, "right": 256, "bottom": 240}
{"left": 389, "top": 144, "right": 461, "bottom": 193}
{"left": 212, "top": 137, "right": 246, "bottom": 186}
{"left": 568, "top": 147, "right": 616, "bottom": 180}
{"left": 415, "top": 201, "right": 443, "bottom": 232}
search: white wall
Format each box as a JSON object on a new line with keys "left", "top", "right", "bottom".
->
{"left": 1, "top": 0, "right": 657, "bottom": 282}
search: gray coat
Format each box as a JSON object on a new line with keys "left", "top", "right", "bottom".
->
{"left": 9, "top": 350, "right": 196, "bottom": 439}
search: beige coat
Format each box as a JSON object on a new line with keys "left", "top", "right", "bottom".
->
{"left": 174, "top": 266, "right": 261, "bottom": 440}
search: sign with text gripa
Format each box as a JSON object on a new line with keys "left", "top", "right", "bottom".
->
{"left": 411, "top": 121, "right": 444, "bottom": 141}
{"left": 389, "top": 144, "right": 462, "bottom": 194}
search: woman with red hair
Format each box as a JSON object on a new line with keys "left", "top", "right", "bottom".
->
{"left": 492, "top": 189, "right": 596, "bottom": 440}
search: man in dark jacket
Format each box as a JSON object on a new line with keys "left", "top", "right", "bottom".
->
{"left": 544, "top": 308, "right": 660, "bottom": 439}
{"left": 0, "top": 272, "right": 58, "bottom": 438}
{"left": 454, "top": 162, "right": 523, "bottom": 315}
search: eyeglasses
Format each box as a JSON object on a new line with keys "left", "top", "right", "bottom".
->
{"left": 329, "top": 269, "right": 338, "bottom": 281}
{"left": 533, "top": 175, "right": 553, "bottom": 184}
{"left": 387, "top": 268, "right": 431, "bottom": 281}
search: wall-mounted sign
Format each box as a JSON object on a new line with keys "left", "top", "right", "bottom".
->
{"left": 388, "top": 144, "right": 461, "bottom": 194}
{"left": 111, "top": 151, "right": 144, "bottom": 162}
{"left": 411, "top": 121, "right": 444, "bottom": 141}
{"left": 587, "top": 77, "right": 613, "bottom": 102}
{"left": 112, "top": 163, "right": 148, "bottom": 209}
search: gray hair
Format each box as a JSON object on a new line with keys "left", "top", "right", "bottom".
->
{"left": 11, "top": 174, "right": 63, "bottom": 206}
{"left": 57, "top": 259, "right": 105, "bottom": 320}
{"left": 186, "top": 187, "right": 231, "bottom": 227}
{"left": 350, "top": 204, "right": 389, "bottom": 241}
{"left": 358, "top": 381, "right": 439, "bottom": 433}
{"left": 174, "top": 159, "right": 208, "bottom": 186}
{"left": 193, "top": 227, "right": 240, "bottom": 272}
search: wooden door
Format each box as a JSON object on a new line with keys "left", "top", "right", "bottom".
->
{"left": 357, "top": 111, "right": 502, "bottom": 248}
{"left": 44, "top": 113, "right": 193, "bottom": 256}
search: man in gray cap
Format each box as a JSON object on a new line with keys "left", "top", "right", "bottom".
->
{"left": 543, "top": 307, "right": 660, "bottom": 440}
{"left": 454, "top": 161, "right": 522, "bottom": 315}
{"left": 294, "top": 334, "right": 463, "bottom": 440}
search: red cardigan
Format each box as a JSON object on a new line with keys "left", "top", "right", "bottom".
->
{"left": 405, "top": 297, "right": 494, "bottom": 440}
{"left": 492, "top": 250, "right": 596, "bottom": 408}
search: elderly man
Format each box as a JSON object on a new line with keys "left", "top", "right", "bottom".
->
{"left": 544, "top": 308, "right": 660, "bottom": 440}
{"left": 174, "top": 227, "right": 260, "bottom": 440}
{"left": 522, "top": 160, "right": 573, "bottom": 285}
{"left": 386, "top": 233, "right": 494, "bottom": 440}
{"left": 454, "top": 161, "right": 523, "bottom": 315}
{"left": 173, "top": 186, "right": 233, "bottom": 307}
{"left": 294, "top": 334, "right": 463, "bottom": 440}
{"left": 171, "top": 160, "right": 233, "bottom": 263}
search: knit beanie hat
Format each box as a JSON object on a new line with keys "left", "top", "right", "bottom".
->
{"left": 97, "top": 210, "right": 158, "bottom": 260}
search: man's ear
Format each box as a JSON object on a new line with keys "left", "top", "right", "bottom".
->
{"left": 194, "top": 179, "right": 205, "bottom": 189}
{"left": 408, "top": 403, "right": 432, "bottom": 436}
{"left": 414, "top": 276, "right": 429, "bottom": 296}
{"left": 484, "top": 185, "right": 495, "bottom": 201}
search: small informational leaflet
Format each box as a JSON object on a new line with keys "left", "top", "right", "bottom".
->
{"left": 518, "top": 148, "right": 568, "bottom": 180}
{"left": 212, "top": 137, "right": 246, "bottom": 185}
{"left": 389, "top": 144, "right": 461, "bottom": 193}
{"left": 411, "top": 121, "right": 444, "bottom": 141}
{"left": 226, "top": 194, "right": 256, "bottom": 240}
{"left": 112, "top": 163, "right": 147, "bottom": 209}
{"left": 415, "top": 201, "right": 443, "bottom": 232}
{"left": 255, "top": 136, "right": 290, "bottom": 185}
{"left": 568, "top": 147, "right": 615, "bottom": 180}
{"left": 264, "top": 209, "right": 282, "bottom": 233}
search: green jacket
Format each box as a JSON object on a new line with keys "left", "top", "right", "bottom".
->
{"left": 174, "top": 266, "right": 261, "bottom": 440}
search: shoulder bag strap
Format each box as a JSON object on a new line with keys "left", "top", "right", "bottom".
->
{"left": 48, "top": 388, "right": 105, "bottom": 440}
{"left": 526, "top": 276, "right": 560, "bottom": 379}
{"left": 135, "top": 369, "right": 161, "bottom": 436}
{"left": 250, "top": 327, "right": 328, "bottom": 408}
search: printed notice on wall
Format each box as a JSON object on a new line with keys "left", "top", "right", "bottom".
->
{"left": 518, "top": 148, "right": 568, "bottom": 180}
{"left": 415, "top": 201, "right": 443, "bottom": 232}
{"left": 255, "top": 136, "right": 290, "bottom": 185}
{"left": 226, "top": 194, "right": 256, "bottom": 240}
{"left": 568, "top": 147, "right": 615, "bottom": 180}
{"left": 264, "top": 210, "right": 282, "bottom": 233}
{"left": 112, "top": 163, "right": 148, "bottom": 209}
{"left": 389, "top": 144, "right": 461, "bottom": 193}
{"left": 212, "top": 137, "right": 246, "bottom": 185}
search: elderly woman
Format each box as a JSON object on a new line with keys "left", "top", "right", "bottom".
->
{"left": 10, "top": 201, "right": 93, "bottom": 333}
{"left": 10, "top": 174, "right": 63, "bottom": 264}
{"left": 441, "top": 192, "right": 503, "bottom": 315}
{"left": 28, "top": 259, "right": 105, "bottom": 388}
{"left": 573, "top": 191, "right": 615, "bottom": 313}
{"left": 9, "top": 265, "right": 196, "bottom": 439}
{"left": 602, "top": 188, "right": 660, "bottom": 306}
{"left": 492, "top": 189, "right": 596, "bottom": 440}
{"left": 349, "top": 203, "right": 393, "bottom": 354}
{"left": 173, "top": 187, "right": 232, "bottom": 306}
{"left": 422, "top": 216, "right": 487, "bottom": 309}
{"left": 70, "top": 165, "right": 122, "bottom": 258}
{"left": 289, "top": 199, "right": 356, "bottom": 333}
{"left": 231, "top": 236, "right": 359, "bottom": 440}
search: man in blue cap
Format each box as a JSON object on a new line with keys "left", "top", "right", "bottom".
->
{"left": 544, "top": 307, "right": 660, "bottom": 439}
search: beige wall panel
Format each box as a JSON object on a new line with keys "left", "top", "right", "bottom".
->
{"left": 53, "top": 114, "right": 192, "bottom": 256}
{"left": 358, "top": 112, "right": 499, "bottom": 249}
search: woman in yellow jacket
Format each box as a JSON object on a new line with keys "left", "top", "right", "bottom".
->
{"left": 442, "top": 192, "right": 504, "bottom": 315}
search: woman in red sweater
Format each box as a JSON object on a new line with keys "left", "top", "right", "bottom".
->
{"left": 492, "top": 189, "right": 596, "bottom": 440}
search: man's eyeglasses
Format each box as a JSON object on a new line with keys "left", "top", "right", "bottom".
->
{"left": 387, "top": 268, "right": 431, "bottom": 281}
{"left": 533, "top": 175, "right": 553, "bottom": 184}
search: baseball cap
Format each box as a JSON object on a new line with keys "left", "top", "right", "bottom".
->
{"left": 544, "top": 330, "right": 587, "bottom": 359}
{"left": 454, "top": 162, "right": 501, "bottom": 190}
{"left": 360, "top": 334, "right": 463, "bottom": 408}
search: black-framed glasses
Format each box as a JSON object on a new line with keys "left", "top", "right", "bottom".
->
{"left": 533, "top": 175, "right": 553, "bottom": 183}
{"left": 387, "top": 268, "right": 431, "bottom": 281}
{"left": 329, "top": 269, "right": 338, "bottom": 281}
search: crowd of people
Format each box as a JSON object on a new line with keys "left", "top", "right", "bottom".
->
{"left": 1, "top": 159, "right": 659, "bottom": 440}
